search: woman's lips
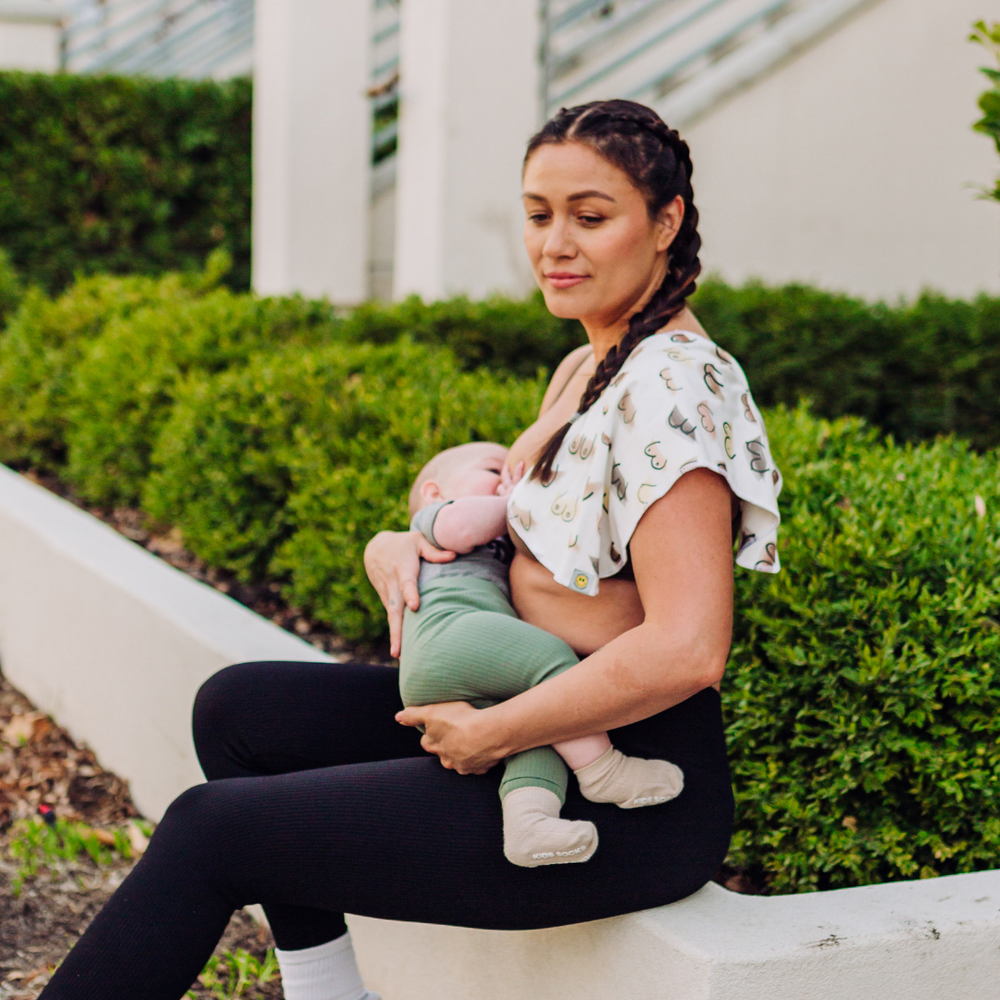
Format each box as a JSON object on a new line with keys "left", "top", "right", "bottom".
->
{"left": 545, "top": 272, "right": 589, "bottom": 289}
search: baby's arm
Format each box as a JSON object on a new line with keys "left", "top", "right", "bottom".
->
{"left": 432, "top": 496, "right": 510, "bottom": 554}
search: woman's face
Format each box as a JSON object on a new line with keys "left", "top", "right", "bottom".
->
{"left": 522, "top": 141, "right": 681, "bottom": 333}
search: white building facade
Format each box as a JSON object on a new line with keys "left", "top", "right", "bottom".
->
{"left": 252, "top": 0, "right": 999, "bottom": 304}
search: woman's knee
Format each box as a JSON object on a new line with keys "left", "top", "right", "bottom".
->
{"left": 192, "top": 661, "right": 272, "bottom": 779}
{"left": 151, "top": 782, "right": 245, "bottom": 893}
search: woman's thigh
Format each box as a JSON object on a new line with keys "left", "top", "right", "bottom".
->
{"left": 191, "top": 686, "right": 732, "bottom": 930}
{"left": 193, "top": 661, "right": 425, "bottom": 780}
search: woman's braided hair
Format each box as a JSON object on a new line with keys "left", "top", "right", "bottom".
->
{"left": 527, "top": 99, "right": 702, "bottom": 484}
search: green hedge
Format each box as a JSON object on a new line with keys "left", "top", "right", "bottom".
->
{"left": 726, "top": 406, "right": 1000, "bottom": 891}
{"left": 692, "top": 278, "right": 1000, "bottom": 451}
{"left": 0, "top": 71, "right": 251, "bottom": 293}
{"left": 143, "top": 339, "right": 541, "bottom": 631}
{"left": 1, "top": 271, "right": 999, "bottom": 891}
{"left": 0, "top": 251, "right": 235, "bottom": 470}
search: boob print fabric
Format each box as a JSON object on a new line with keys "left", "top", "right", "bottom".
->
{"left": 507, "top": 331, "right": 782, "bottom": 596}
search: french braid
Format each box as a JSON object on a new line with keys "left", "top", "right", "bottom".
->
{"left": 527, "top": 100, "right": 702, "bottom": 484}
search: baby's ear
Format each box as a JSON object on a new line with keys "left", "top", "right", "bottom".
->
{"left": 420, "top": 479, "right": 445, "bottom": 504}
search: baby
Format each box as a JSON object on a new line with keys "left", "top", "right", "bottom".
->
{"left": 398, "top": 441, "right": 684, "bottom": 868}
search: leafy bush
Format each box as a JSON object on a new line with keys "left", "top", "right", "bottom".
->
{"left": 1, "top": 264, "right": 999, "bottom": 891}
{"left": 692, "top": 277, "right": 1000, "bottom": 450}
{"left": 338, "top": 293, "right": 585, "bottom": 378}
{"left": 726, "top": 406, "right": 1000, "bottom": 891}
{"left": 0, "top": 248, "right": 23, "bottom": 329}
{"left": 64, "top": 290, "right": 336, "bottom": 504}
{"left": 0, "top": 71, "right": 251, "bottom": 293}
{"left": 0, "top": 255, "right": 231, "bottom": 469}
{"left": 144, "top": 338, "right": 542, "bottom": 635}
{"left": 972, "top": 20, "right": 1000, "bottom": 203}
{"left": 273, "top": 366, "right": 541, "bottom": 639}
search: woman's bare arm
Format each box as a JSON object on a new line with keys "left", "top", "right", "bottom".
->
{"left": 396, "top": 468, "right": 734, "bottom": 771}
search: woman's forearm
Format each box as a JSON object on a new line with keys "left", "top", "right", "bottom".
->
{"left": 473, "top": 618, "right": 729, "bottom": 760}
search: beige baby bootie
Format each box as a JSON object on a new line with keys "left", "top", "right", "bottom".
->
{"left": 502, "top": 786, "right": 599, "bottom": 867}
{"left": 574, "top": 747, "right": 684, "bottom": 809}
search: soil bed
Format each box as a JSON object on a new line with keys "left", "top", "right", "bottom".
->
{"left": 0, "top": 676, "right": 281, "bottom": 998}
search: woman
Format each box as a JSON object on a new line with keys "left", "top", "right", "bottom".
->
{"left": 41, "top": 100, "right": 780, "bottom": 1000}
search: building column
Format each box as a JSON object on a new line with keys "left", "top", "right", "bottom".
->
{"left": 393, "top": 0, "right": 541, "bottom": 302}
{"left": 252, "top": 0, "right": 371, "bottom": 303}
{"left": 0, "top": 0, "right": 61, "bottom": 71}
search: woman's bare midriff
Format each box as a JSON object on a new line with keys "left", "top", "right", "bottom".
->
{"left": 504, "top": 307, "right": 710, "bottom": 655}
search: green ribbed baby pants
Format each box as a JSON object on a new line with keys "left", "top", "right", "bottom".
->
{"left": 399, "top": 576, "right": 578, "bottom": 804}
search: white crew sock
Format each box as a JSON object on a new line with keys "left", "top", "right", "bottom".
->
{"left": 275, "top": 931, "right": 381, "bottom": 1000}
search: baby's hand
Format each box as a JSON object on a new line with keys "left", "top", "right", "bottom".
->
{"left": 496, "top": 461, "right": 525, "bottom": 498}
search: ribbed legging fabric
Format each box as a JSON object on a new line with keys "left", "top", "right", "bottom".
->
{"left": 40, "top": 661, "right": 734, "bottom": 1000}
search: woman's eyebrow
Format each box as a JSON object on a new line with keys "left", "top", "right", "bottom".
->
{"left": 567, "top": 190, "right": 616, "bottom": 203}
{"left": 523, "top": 190, "right": 616, "bottom": 204}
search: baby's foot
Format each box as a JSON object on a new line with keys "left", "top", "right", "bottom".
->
{"left": 502, "top": 787, "right": 599, "bottom": 868}
{"left": 574, "top": 747, "right": 684, "bottom": 809}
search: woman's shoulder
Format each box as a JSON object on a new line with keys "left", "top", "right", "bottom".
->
{"left": 618, "top": 330, "right": 748, "bottom": 389}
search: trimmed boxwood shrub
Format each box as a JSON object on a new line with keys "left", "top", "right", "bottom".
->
{"left": 727, "top": 405, "right": 1000, "bottom": 891}
{"left": 143, "top": 339, "right": 542, "bottom": 620}
{"left": 338, "top": 293, "right": 585, "bottom": 378}
{"left": 0, "top": 266, "right": 998, "bottom": 892}
{"left": 692, "top": 278, "right": 1000, "bottom": 451}
{"left": 0, "top": 71, "right": 252, "bottom": 293}
{"left": 0, "top": 257, "right": 229, "bottom": 470}
{"left": 64, "top": 289, "right": 335, "bottom": 505}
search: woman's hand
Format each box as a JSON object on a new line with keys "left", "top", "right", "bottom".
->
{"left": 395, "top": 702, "right": 506, "bottom": 774}
{"left": 364, "top": 530, "right": 455, "bottom": 657}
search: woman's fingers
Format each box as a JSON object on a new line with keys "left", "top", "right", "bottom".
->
{"left": 395, "top": 707, "right": 422, "bottom": 727}
{"left": 364, "top": 530, "right": 447, "bottom": 655}
{"left": 387, "top": 588, "right": 405, "bottom": 659}
{"left": 396, "top": 701, "right": 502, "bottom": 774}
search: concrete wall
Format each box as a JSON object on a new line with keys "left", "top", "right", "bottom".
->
{"left": 252, "top": 0, "right": 372, "bottom": 303}
{"left": 0, "top": 465, "right": 332, "bottom": 820}
{"left": 350, "top": 872, "right": 1000, "bottom": 999}
{"left": 0, "top": 0, "right": 61, "bottom": 71}
{"left": 3, "top": 460, "right": 1000, "bottom": 996}
{"left": 681, "top": 0, "right": 1000, "bottom": 301}
{"left": 392, "top": 0, "right": 539, "bottom": 302}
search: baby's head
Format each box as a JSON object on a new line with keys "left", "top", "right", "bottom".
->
{"left": 408, "top": 442, "right": 508, "bottom": 517}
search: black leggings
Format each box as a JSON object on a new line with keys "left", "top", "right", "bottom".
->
{"left": 42, "top": 661, "right": 733, "bottom": 1000}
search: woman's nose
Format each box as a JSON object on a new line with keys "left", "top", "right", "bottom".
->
{"left": 542, "top": 218, "right": 577, "bottom": 259}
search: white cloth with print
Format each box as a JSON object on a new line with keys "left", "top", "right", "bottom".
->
{"left": 507, "top": 331, "right": 781, "bottom": 596}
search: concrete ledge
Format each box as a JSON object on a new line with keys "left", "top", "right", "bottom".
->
{"left": 350, "top": 872, "right": 1000, "bottom": 999}
{"left": 0, "top": 464, "right": 332, "bottom": 818}
{"left": 1, "top": 464, "right": 997, "bottom": 998}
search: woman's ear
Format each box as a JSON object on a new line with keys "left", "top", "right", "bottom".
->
{"left": 420, "top": 479, "right": 445, "bottom": 504}
{"left": 656, "top": 194, "right": 685, "bottom": 252}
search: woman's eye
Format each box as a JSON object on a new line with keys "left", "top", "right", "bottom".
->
{"left": 577, "top": 215, "right": 604, "bottom": 227}
{"left": 528, "top": 213, "right": 550, "bottom": 225}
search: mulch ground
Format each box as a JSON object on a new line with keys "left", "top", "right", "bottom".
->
{"left": 0, "top": 676, "right": 282, "bottom": 998}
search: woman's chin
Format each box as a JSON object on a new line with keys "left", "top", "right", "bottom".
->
{"left": 540, "top": 287, "right": 591, "bottom": 320}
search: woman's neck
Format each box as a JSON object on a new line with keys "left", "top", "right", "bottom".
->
{"left": 581, "top": 304, "right": 705, "bottom": 363}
